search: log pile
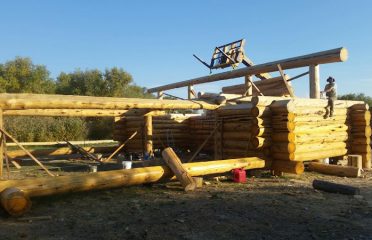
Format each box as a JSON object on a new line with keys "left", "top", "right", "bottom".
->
{"left": 268, "top": 98, "right": 363, "bottom": 162}
{"left": 214, "top": 99, "right": 272, "bottom": 159}
{"left": 222, "top": 76, "right": 293, "bottom": 96}
{"left": 349, "top": 107, "right": 371, "bottom": 169}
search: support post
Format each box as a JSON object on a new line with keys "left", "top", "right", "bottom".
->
{"left": 244, "top": 75, "right": 253, "bottom": 96}
{"left": 277, "top": 64, "right": 295, "bottom": 97}
{"left": 157, "top": 91, "right": 164, "bottom": 99}
{"left": 309, "top": 64, "right": 320, "bottom": 98}
{"left": 187, "top": 85, "right": 196, "bottom": 100}
{"left": 144, "top": 115, "right": 153, "bottom": 157}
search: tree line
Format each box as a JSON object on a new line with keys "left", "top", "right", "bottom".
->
{"left": 0, "top": 57, "right": 153, "bottom": 142}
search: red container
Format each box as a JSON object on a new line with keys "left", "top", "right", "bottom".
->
{"left": 232, "top": 168, "right": 246, "bottom": 183}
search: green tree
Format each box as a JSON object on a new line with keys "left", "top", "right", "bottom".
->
{"left": 56, "top": 69, "right": 104, "bottom": 96}
{"left": 56, "top": 67, "right": 154, "bottom": 98}
{"left": 104, "top": 67, "right": 133, "bottom": 97}
{"left": 0, "top": 57, "right": 55, "bottom": 93}
{"left": 338, "top": 93, "right": 372, "bottom": 109}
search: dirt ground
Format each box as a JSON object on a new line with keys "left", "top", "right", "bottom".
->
{"left": 1, "top": 161, "right": 372, "bottom": 240}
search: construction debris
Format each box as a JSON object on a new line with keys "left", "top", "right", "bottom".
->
{"left": 312, "top": 180, "right": 360, "bottom": 195}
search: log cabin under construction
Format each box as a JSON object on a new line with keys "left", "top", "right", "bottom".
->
{"left": 0, "top": 46, "right": 370, "bottom": 216}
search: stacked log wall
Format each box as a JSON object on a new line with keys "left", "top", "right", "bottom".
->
{"left": 113, "top": 115, "right": 192, "bottom": 152}
{"left": 350, "top": 107, "right": 371, "bottom": 169}
{"left": 268, "top": 98, "right": 369, "bottom": 165}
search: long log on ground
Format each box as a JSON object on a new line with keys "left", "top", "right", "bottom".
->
{"left": 312, "top": 180, "right": 360, "bottom": 195}
{"left": 148, "top": 47, "right": 348, "bottom": 93}
{"left": 0, "top": 157, "right": 269, "bottom": 216}
{"left": 0, "top": 187, "right": 32, "bottom": 216}
{"left": 308, "top": 162, "right": 361, "bottom": 177}
{"left": 7, "top": 146, "right": 116, "bottom": 158}
{"left": 162, "top": 148, "right": 196, "bottom": 191}
{"left": 0, "top": 93, "right": 218, "bottom": 110}
{"left": 6, "top": 140, "right": 117, "bottom": 147}
{"left": 3, "top": 109, "right": 129, "bottom": 117}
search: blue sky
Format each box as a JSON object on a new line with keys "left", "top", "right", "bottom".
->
{"left": 0, "top": 0, "right": 371, "bottom": 98}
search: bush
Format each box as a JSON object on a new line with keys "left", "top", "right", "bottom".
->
{"left": 4, "top": 117, "right": 87, "bottom": 142}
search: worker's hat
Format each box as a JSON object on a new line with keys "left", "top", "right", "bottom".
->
{"left": 327, "top": 77, "right": 335, "bottom": 82}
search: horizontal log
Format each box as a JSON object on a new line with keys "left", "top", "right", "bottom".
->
{"left": 350, "top": 144, "right": 371, "bottom": 153}
{"left": 251, "top": 117, "right": 271, "bottom": 126}
{"left": 3, "top": 109, "right": 129, "bottom": 117}
{"left": 251, "top": 126, "right": 272, "bottom": 136}
{"left": 271, "top": 132, "right": 349, "bottom": 143}
{"left": 272, "top": 148, "right": 348, "bottom": 161}
{"left": 251, "top": 137, "right": 271, "bottom": 148}
{"left": 271, "top": 161, "right": 304, "bottom": 175}
{"left": 251, "top": 96, "right": 291, "bottom": 106}
{"left": 293, "top": 114, "right": 348, "bottom": 122}
{"left": 271, "top": 141, "right": 347, "bottom": 154}
{"left": 0, "top": 93, "right": 218, "bottom": 110}
{"left": 273, "top": 107, "right": 349, "bottom": 116}
{"left": 308, "top": 163, "right": 361, "bottom": 178}
{"left": 148, "top": 47, "right": 348, "bottom": 93}
{"left": 7, "top": 146, "right": 116, "bottom": 159}
{"left": 223, "top": 141, "right": 250, "bottom": 149}
{"left": 223, "top": 132, "right": 252, "bottom": 140}
{"left": 251, "top": 106, "right": 271, "bottom": 117}
{"left": 5, "top": 140, "right": 117, "bottom": 147}
{"left": 0, "top": 157, "right": 269, "bottom": 197}
{"left": 351, "top": 111, "right": 371, "bottom": 122}
{"left": 270, "top": 98, "right": 365, "bottom": 110}
{"left": 351, "top": 137, "right": 371, "bottom": 145}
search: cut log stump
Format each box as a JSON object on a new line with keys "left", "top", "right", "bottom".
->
{"left": 0, "top": 187, "right": 32, "bottom": 216}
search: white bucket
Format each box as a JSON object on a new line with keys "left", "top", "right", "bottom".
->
{"left": 90, "top": 165, "right": 97, "bottom": 173}
{"left": 122, "top": 161, "right": 132, "bottom": 169}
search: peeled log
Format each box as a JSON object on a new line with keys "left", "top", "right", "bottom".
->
{"left": 351, "top": 111, "right": 371, "bottom": 122}
{"left": 294, "top": 141, "right": 347, "bottom": 154}
{"left": 251, "top": 96, "right": 291, "bottom": 106}
{"left": 293, "top": 124, "right": 349, "bottom": 134}
{"left": 351, "top": 144, "right": 371, "bottom": 153}
{"left": 308, "top": 162, "right": 361, "bottom": 178}
{"left": 271, "top": 161, "right": 304, "bottom": 175}
{"left": 251, "top": 126, "right": 272, "bottom": 136}
{"left": 7, "top": 146, "right": 116, "bottom": 159}
{"left": 251, "top": 137, "right": 271, "bottom": 148}
{"left": 0, "top": 157, "right": 269, "bottom": 198}
{"left": 0, "top": 187, "right": 31, "bottom": 216}
{"left": 223, "top": 132, "right": 252, "bottom": 140}
{"left": 0, "top": 93, "right": 218, "bottom": 110}
{"left": 270, "top": 98, "right": 364, "bottom": 110}
{"left": 251, "top": 106, "right": 271, "bottom": 117}
{"left": 162, "top": 148, "right": 196, "bottom": 191}
{"left": 272, "top": 148, "right": 348, "bottom": 161}
{"left": 148, "top": 47, "right": 348, "bottom": 93}
{"left": 3, "top": 109, "right": 128, "bottom": 117}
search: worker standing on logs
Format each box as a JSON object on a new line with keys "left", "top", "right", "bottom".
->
{"left": 321, "top": 76, "right": 337, "bottom": 118}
